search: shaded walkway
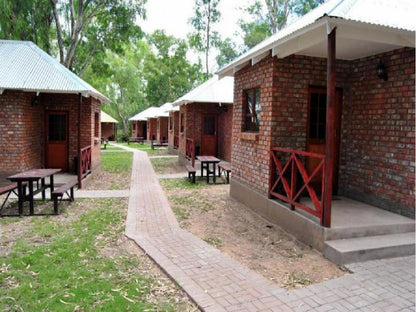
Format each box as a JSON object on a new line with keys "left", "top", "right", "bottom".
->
{"left": 121, "top": 143, "right": 415, "bottom": 312}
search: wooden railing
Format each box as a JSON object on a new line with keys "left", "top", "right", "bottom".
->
{"left": 186, "top": 138, "right": 195, "bottom": 167}
{"left": 269, "top": 147, "right": 326, "bottom": 226}
{"left": 80, "top": 145, "right": 92, "bottom": 179}
{"left": 174, "top": 135, "right": 179, "bottom": 149}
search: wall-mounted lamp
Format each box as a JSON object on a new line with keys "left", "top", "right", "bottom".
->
{"left": 31, "top": 94, "right": 39, "bottom": 106}
{"left": 376, "top": 60, "right": 388, "bottom": 81}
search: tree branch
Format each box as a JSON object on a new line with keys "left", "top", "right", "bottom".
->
{"left": 51, "top": 0, "right": 65, "bottom": 63}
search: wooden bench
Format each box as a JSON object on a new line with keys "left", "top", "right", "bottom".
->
{"left": 128, "top": 137, "right": 144, "bottom": 145}
{"left": 0, "top": 182, "right": 27, "bottom": 211}
{"left": 151, "top": 140, "right": 168, "bottom": 149}
{"left": 186, "top": 164, "right": 196, "bottom": 183}
{"left": 218, "top": 163, "right": 231, "bottom": 184}
{"left": 51, "top": 179, "right": 78, "bottom": 214}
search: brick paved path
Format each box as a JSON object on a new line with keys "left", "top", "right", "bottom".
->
{"left": 121, "top": 144, "right": 415, "bottom": 312}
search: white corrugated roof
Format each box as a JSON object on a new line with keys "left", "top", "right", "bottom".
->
{"left": 0, "top": 40, "right": 109, "bottom": 103}
{"left": 101, "top": 111, "right": 118, "bottom": 123}
{"left": 172, "top": 76, "right": 234, "bottom": 106}
{"left": 129, "top": 107, "right": 160, "bottom": 121}
{"left": 218, "top": 0, "right": 415, "bottom": 76}
{"left": 153, "top": 103, "right": 175, "bottom": 118}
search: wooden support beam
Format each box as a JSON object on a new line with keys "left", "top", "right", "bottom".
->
{"left": 323, "top": 28, "right": 336, "bottom": 228}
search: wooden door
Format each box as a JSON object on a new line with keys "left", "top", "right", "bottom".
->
{"left": 306, "top": 88, "right": 342, "bottom": 193}
{"left": 201, "top": 114, "right": 217, "bottom": 156}
{"left": 46, "top": 111, "right": 68, "bottom": 171}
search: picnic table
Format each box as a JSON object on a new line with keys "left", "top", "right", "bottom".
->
{"left": 196, "top": 156, "right": 221, "bottom": 184}
{"left": 8, "top": 168, "right": 62, "bottom": 215}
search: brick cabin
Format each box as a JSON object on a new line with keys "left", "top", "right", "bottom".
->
{"left": 153, "top": 102, "right": 173, "bottom": 143}
{"left": 0, "top": 40, "right": 109, "bottom": 187}
{"left": 218, "top": 0, "right": 415, "bottom": 250}
{"left": 172, "top": 76, "right": 234, "bottom": 164}
{"left": 168, "top": 108, "right": 180, "bottom": 153}
{"left": 100, "top": 110, "right": 118, "bottom": 141}
{"left": 129, "top": 107, "right": 159, "bottom": 140}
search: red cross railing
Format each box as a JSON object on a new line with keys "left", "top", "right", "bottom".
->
{"left": 80, "top": 145, "right": 92, "bottom": 179}
{"left": 269, "top": 147, "right": 326, "bottom": 225}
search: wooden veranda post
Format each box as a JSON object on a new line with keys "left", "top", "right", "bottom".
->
{"left": 323, "top": 28, "right": 336, "bottom": 227}
{"left": 78, "top": 93, "right": 82, "bottom": 188}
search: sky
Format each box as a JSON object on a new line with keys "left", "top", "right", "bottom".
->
{"left": 141, "top": 0, "right": 253, "bottom": 72}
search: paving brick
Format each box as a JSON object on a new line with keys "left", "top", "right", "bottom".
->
{"left": 119, "top": 144, "right": 416, "bottom": 312}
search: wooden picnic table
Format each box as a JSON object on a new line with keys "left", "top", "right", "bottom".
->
{"left": 196, "top": 156, "right": 221, "bottom": 184}
{"left": 8, "top": 168, "right": 62, "bottom": 215}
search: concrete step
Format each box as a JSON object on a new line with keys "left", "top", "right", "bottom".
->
{"left": 325, "top": 221, "right": 415, "bottom": 241}
{"left": 323, "top": 232, "right": 415, "bottom": 265}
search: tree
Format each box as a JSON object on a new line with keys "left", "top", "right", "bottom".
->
{"left": 216, "top": 38, "right": 239, "bottom": 68}
{"left": 239, "top": 0, "right": 325, "bottom": 50}
{"left": 0, "top": 0, "right": 53, "bottom": 53}
{"left": 50, "top": 0, "right": 146, "bottom": 72}
{"left": 84, "top": 42, "right": 150, "bottom": 135}
{"left": 189, "top": 0, "right": 221, "bottom": 79}
{"left": 145, "top": 30, "right": 205, "bottom": 106}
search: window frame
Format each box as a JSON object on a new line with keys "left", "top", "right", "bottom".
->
{"left": 243, "top": 87, "right": 261, "bottom": 132}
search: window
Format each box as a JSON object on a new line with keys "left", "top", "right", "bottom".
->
{"left": 243, "top": 88, "right": 261, "bottom": 132}
{"left": 132, "top": 123, "right": 136, "bottom": 131}
{"left": 309, "top": 92, "right": 326, "bottom": 140}
{"left": 94, "top": 112, "right": 99, "bottom": 137}
{"left": 180, "top": 113, "right": 185, "bottom": 133}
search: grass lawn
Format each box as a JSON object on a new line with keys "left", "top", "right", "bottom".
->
{"left": 0, "top": 198, "right": 196, "bottom": 311}
{"left": 115, "top": 142, "right": 169, "bottom": 156}
{"left": 101, "top": 150, "right": 133, "bottom": 173}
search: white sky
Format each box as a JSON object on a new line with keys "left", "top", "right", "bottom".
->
{"left": 141, "top": 0, "right": 252, "bottom": 72}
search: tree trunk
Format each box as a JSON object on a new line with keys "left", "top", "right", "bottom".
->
{"left": 51, "top": 0, "right": 64, "bottom": 63}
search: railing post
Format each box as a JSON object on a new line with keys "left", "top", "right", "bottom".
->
{"left": 290, "top": 155, "right": 296, "bottom": 210}
{"left": 268, "top": 149, "right": 275, "bottom": 199}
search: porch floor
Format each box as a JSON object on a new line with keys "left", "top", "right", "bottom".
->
{"left": 330, "top": 196, "right": 414, "bottom": 229}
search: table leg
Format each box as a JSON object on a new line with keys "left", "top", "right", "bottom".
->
{"left": 17, "top": 181, "right": 24, "bottom": 216}
{"left": 213, "top": 163, "right": 216, "bottom": 184}
{"left": 29, "top": 180, "right": 34, "bottom": 215}
{"left": 206, "top": 163, "right": 210, "bottom": 184}
{"left": 200, "top": 162, "right": 204, "bottom": 178}
{"left": 41, "top": 178, "right": 46, "bottom": 200}
{"left": 50, "top": 175, "right": 55, "bottom": 198}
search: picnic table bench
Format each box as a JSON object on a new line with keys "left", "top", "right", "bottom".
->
{"left": 128, "top": 137, "right": 145, "bottom": 144}
{"left": 51, "top": 178, "right": 78, "bottom": 214}
{"left": 151, "top": 140, "right": 168, "bottom": 149}
{"left": 218, "top": 163, "right": 231, "bottom": 184}
{"left": 186, "top": 164, "right": 196, "bottom": 183}
{"left": 0, "top": 182, "right": 27, "bottom": 211}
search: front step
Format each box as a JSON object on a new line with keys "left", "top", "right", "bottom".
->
{"left": 323, "top": 232, "right": 415, "bottom": 265}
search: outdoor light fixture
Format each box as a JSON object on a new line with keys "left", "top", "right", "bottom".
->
{"left": 376, "top": 60, "right": 388, "bottom": 81}
{"left": 31, "top": 94, "right": 39, "bottom": 106}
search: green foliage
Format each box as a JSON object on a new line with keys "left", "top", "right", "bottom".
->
{"left": 189, "top": 0, "right": 222, "bottom": 77}
{"left": 0, "top": 0, "right": 53, "bottom": 53}
{"left": 216, "top": 38, "right": 240, "bottom": 68}
{"left": 239, "top": 0, "right": 326, "bottom": 50}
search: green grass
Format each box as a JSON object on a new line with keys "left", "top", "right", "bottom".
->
{"left": 159, "top": 178, "right": 203, "bottom": 190}
{"left": 116, "top": 142, "right": 169, "bottom": 156}
{"left": 101, "top": 150, "right": 132, "bottom": 173}
{"left": 0, "top": 199, "right": 178, "bottom": 311}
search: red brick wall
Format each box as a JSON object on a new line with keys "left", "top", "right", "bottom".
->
{"left": 0, "top": 91, "right": 101, "bottom": 179}
{"left": 232, "top": 48, "right": 415, "bottom": 217}
{"left": 0, "top": 90, "right": 43, "bottom": 177}
{"left": 168, "top": 111, "right": 180, "bottom": 150}
{"left": 157, "top": 117, "right": 168, "bottom": 141}
{"left": 101, "top": 123, "right": 115, "bottom": 140}
{"left": 147, "top": 118, "right": 157, "bottom": 141}
{"left": 339, "top": 48, "right": 415, "bottom": 217}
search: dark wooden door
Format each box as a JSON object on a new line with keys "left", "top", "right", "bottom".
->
{"left": 201, "top": 114, "right": 217, "bottom": 156}
{"left": 306, "top": 88, "right": 342, "bottom": 193}
{"left": 46, "top": 111, "right": 68, "bottom": 171}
